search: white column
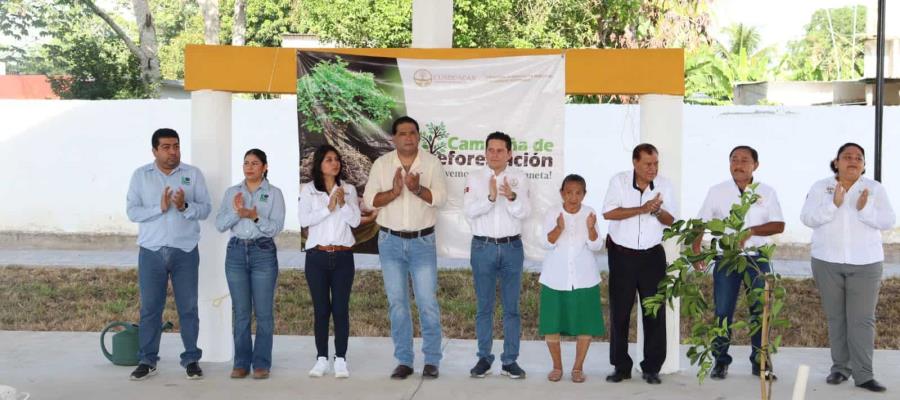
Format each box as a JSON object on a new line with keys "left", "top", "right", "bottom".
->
{"left": 412, "top": 0, "right": 453, "bottom": 47}
{"left": 191, "top": 90, "right": 233, "bottom": 362}
{"left": 636, "top": 94, "right": 684, "bottom": 374}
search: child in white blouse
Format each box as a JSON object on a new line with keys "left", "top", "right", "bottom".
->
{"left": 539, "top": 174, "right": 606, "bottom": 383}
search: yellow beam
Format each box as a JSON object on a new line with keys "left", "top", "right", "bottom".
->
{"left": 184, "top": 45, "right": 684, "bottom": 95}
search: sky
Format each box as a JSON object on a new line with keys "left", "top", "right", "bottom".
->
{"left": 710, "top": 0, "right": 875, "bottom": 51}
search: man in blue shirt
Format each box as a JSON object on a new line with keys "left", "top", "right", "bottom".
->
{"left": 126, "top": 128, "right": 211, "bottom": 381}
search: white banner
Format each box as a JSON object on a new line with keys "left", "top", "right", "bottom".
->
{"left": 398, "top": 55, "right": 565, "bottom": 259}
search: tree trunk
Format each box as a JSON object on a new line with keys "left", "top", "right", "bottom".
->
{"left": 79, "top": 0, "right": 160, "bottom": 96}
{"left": 232, "top": 0, "right": 247, "bottom": 46}
{"left": 198, "top": 0, "right": 220, "bottom": 45}
{"left": 130, "top": 0, "right": 161, "bottom": 95}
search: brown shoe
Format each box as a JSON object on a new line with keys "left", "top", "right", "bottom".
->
{"left": 230, "top": 368, "right": 249, "bottom": 379}
{"left": 422, "top": 364, "right": 439, "bottom": 379}
{"left": 252, "top": 368, "right": 270, "bottom": 379}
{"left": 390, "top": 365, "right": 414, "bottom": 380}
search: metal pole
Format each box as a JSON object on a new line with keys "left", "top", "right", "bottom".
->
{"left": 875, "top": 0, "right": 886, "bottom": 182}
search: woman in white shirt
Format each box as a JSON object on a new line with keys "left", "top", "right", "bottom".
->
{"left": 298, "top": 144, "right": 361, "bottom": 378}
{"left": 800, "top": 142, "right": 895, "bottom": 393}
{"left": 539, "top": 174, "right": 605, "bottom": 383}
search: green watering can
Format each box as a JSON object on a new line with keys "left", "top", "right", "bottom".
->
{"left": 101, "top": 321, "right": 173, "bottom": 366}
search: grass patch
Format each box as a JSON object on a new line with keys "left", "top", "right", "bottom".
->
{"left": 1, "top": 267, "right": 899, "bottom": 349}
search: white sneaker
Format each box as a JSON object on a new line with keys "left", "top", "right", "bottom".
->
{"left": 308, "top": 357, "right": 329, "bottom": 377}
{"left": 334, "top": 357, "right": 350, "bottom": 378}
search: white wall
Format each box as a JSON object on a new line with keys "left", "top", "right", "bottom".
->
{"left": 2, "top": 99, "right": 899, "bottom": 245}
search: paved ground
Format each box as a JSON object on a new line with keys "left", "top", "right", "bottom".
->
{"left": 2, "top": 249, "right": 900, "bottom": 278}
{"left": 1, "top": 331, "right": 896, "bottom": 400}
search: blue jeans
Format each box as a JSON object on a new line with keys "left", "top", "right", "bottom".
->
{"left": 137, "top": 246, "right": 201, "bottom": 367}
{"left": 712, "top": 255, "right": 770, "bottom": 366}
{"left": 378, "top": 230, "right": 442, "bottom": 367}
{"left": 225, "top": 237, "right": 279, "bottom": 371}
{"left": 471, "top": 237, "right": 524, "bottom": 366}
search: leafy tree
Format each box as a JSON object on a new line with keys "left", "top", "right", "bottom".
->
{"left": 293, "top": 0, "right": 412, "bottom": 47}
{"left": 779, "top": 5, "right": 866, "bottom": 81}
{"left": 642, "top": 184, "right": 789, "bottom": 398}
{"left": 685, "top": 24, "right": 771, "bottom": 104}
{"left": 297, "top": 57, "right": 396, "bottom": 190}
{"left": 219, "top": 0, "right": 295, "bottom": 47}
{"left": 16, "top": 1, "right": 151, "bottom": 99}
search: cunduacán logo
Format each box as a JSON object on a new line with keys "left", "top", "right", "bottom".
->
{"left": 413, "top": 69, "right": 433, "bottom": 87}
{"left": 413, "top": 69, "right": 477, "bottom": 87}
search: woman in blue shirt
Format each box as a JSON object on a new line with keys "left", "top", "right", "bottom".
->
{"left": 215, "top": 148, "right": 286, "bottom": 380}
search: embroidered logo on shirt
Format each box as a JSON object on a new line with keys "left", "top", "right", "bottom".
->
{"left": 260, "top": 193, "right": 269, "bottom": 202}
{"left": 181, "top": 176, "right": 192, "bottom": 185}
{"left": 825, "top": 186, "right": 835, "bottom": 195}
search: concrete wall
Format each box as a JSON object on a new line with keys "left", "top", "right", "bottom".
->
{"left": 2, "top": 99, "right": 898, "bottom": 246}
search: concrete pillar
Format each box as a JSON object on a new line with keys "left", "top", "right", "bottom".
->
{"left": 412, "top": 0, "right": 453, "bottom": 47}
{"left": 636, "top": 94, "right": 684, "bottom": 374}
{"left": 191, "top": 90, "right": 233, "bottom": 362}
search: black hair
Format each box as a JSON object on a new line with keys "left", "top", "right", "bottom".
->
{"left": 560, "top": 174, "right": 587, "bottom": 192}
{"left": 311, "top": 144, "right": 344, "bottom": 192}
{"left": 486, "top": 131, "right": 512, "bottom": 152}
{"left": 244, "top": 148, "right": 269, "bottom": 179}
{"left": 391, "top": 116, "right": 419, "bottom": 136}
{"left": 830, "top": 142, "right": 866, "bottom": 174}
{"left": 632, "top": 143, "right": 658, "bottom": 161}
{"left": 151, "top": 128, "right": 179, "bottom": 149}
{"left": 729, "top": 145, "right": 759, "bottom": 163}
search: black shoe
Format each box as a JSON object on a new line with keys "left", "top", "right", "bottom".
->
{"left": 605, "top": 369, "right": 632, "bottom": 383}
{"left": 826, "top": 372, "right": 848, "bottom": 385}
{"left": 129, "top": 363, "right": 157, "bottom": 381}
{"left": 710, "top": 363, "right": 728, "bottom": 380}
{"left": 501, "top": 362, "right": 526, "bottom": 379}
{"left": 642, "top": 372, "right": 662, "bottom": 384}
{"left": 423, "top": 364, "right": 439, "bottom": 379}
{"left": 751, "top": 366, "right": 777, "bottom": 381}
{"left": 185, "top": 362, "right": 203, "bottom": 380}
{"left": 470, "top": 358, "right": 492, "bottom": 378}
{"left": 390, "top": 364, "right": 414, "bottom": 380}
{"left": 856, "top": 379, "right": 887, "bottom": 393}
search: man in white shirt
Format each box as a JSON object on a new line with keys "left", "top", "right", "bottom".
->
{"left": 602, "top": 143, "right": 677, "bottom": 385}
{"left": 363, "top": 116, "right": 448, "bottom": 380}
{"left": 463, "top": 132, "right": 531, "bottom": 379}
{"left": 694, "top": 146, "right": 784, "bottom": 381}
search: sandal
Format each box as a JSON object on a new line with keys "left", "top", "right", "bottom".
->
{"left": 571, "top": 370, "right": 586, "bottom": 383}
{"left": 547, "top": 369, "right": 563, "bottom": 382}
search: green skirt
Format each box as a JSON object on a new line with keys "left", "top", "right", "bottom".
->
{"left": 539, "top": 284, "right": 606, "bottom": 336}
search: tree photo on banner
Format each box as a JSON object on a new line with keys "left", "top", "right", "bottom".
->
{"left": 297, "top": 52, "right": 565, "bottom": 257}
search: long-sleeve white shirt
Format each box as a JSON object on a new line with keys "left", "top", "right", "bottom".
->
{"left": 539, "top": 204, "right": 604, "bottom": 291}
{"left": 363, "top": 150, "right": 447, "bottom": 231}
{"left": 800, "top": 176, "right": 896, "bottom": 265}
{"left": 463, "top": 167, "right": 531, "bottom": 238}
{"left": 298, "top": 182, "right": 361, "bottom": 249}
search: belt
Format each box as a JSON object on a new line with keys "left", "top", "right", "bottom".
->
{"left": 606, "top": 236, "right": 660, "bottom": 255}
{"left": 380, "top": 226, "right": 435, "bottom": 239}
{"left": 230, "top": 237, "right": 273, "bottom": 245}
{"left": 314, "top": 245, "right": 352, "bottom": 252}
{"left": 473, "top": 234, "right": 521, "bottom": 244}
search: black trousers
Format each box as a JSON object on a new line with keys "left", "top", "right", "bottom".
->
{"left": 606, "top": 237, "right": 667, "bottom": 374}
{"left": 305, "top": 249, "right": 355, "bottom": 358}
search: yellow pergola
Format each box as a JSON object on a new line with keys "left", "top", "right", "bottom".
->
{"left": 182, "top": 44, "right": 686, "bottom": 370}
{"left": 184, "top": 45, "right": 684, "bottom": 95}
